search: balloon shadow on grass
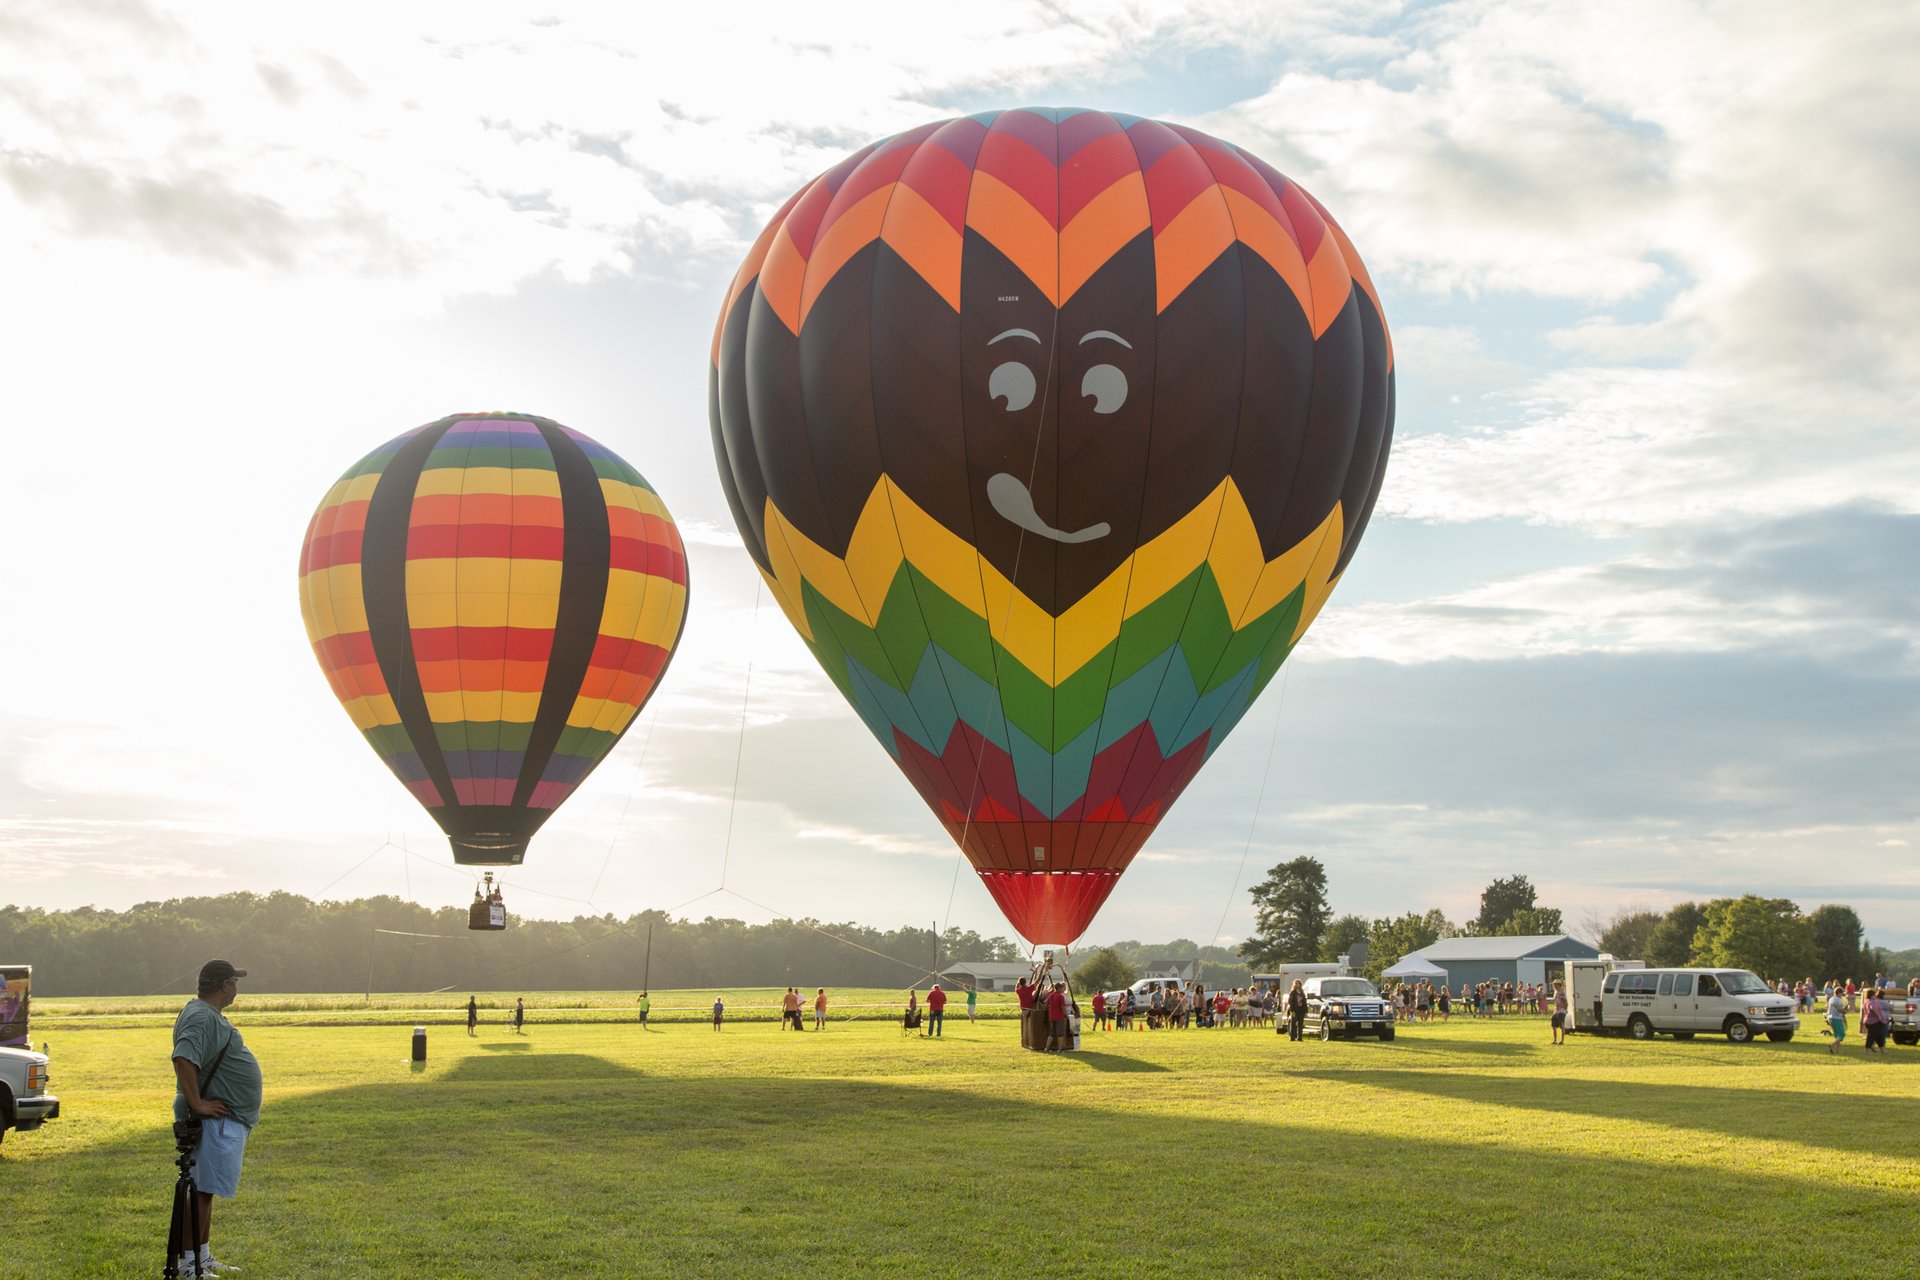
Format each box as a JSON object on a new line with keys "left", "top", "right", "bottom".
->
{"left": 12, "top": 1050, "right": 1918, "bottom": 1279}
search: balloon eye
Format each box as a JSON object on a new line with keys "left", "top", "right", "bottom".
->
{"left": 1081, "top": 364, "right": 1127, "bottom": 415}
{"left": 990, "top": 361, "right": 1037, "bottom": 412}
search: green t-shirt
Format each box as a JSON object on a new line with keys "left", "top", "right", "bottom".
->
{"left": 637, "top": 995, "right": 651, "bottom": 1013}
{"left": 172, "top": 998, "right": 262, "bottom": 1128}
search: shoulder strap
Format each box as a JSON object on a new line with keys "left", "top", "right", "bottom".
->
{"left": 200, "top": 1023, "right": 236, "bottom": 1096}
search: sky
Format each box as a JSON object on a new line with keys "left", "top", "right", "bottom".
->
{"left": 3, "top": 1, "right": 1916, "bottom": 952}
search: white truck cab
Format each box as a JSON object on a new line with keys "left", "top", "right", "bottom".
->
{"left": 1599, "top": 967, "right": 1799, "bottom": 1043}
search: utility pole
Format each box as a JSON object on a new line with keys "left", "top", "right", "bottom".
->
{"left": 932, "top": 918, "right": 939, "bottom": 979}
{"left": 642, "top": 919, "right": 653, "bottom": 993}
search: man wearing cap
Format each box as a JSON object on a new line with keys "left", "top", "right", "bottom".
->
{"left": 171, "top": 960, "right": 263, "bottom": 1276}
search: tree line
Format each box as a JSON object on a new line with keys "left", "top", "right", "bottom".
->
{"left": 1228, "top": 857, "right": 1906, "bottom": 983}
{"left": 0, "top": 893, "right": 1025, "bottom": 996}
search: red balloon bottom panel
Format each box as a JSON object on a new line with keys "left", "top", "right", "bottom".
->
{"left": 977, "top": 868, "right": 1125, "bottom": 946}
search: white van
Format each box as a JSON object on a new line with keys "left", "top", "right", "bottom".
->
{"left": 1599, "top": 967, "right": 1799, "bottom": 1043}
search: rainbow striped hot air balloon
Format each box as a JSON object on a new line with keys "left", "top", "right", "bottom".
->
{"left": 300, "top": 413, "right": 687, "bottom": 864}
{"left": 710, "top": 109, "right": 1393, "bottom": 945}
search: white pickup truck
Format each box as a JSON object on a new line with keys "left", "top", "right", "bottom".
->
{"left": 0, "top": 1043, "right": 60, "bottom": 1144}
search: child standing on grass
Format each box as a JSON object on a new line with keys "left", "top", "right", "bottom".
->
{"left": 712, "top": 995, "right": 724, "bottom": 1030}
{"left": 1825, "top": 988, "right": 1847, "bottom": 1053}
{"left": 814, "top": 988, "right": 827, "bottom": 1030}
{"left": 966, "top": 984, "right": 977, "bottom": 1023}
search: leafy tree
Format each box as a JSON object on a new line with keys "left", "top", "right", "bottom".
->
{"left": 1474, "top": 875, "right": 1538, "bottom": 935}
{"left": 1238, "top": 856, "right": 1332, "bottom": 971}
{"left": 1807, "top": 904, "right": 1870, "bottom": 983}
{"left": 1319, "top": 914, "right": 1370, "bottom": 964}
{"left": 1644, "top": 902, "right": 1708, "bottom": 969}
{"left": 1598, "top": 909, "right": 1663, "bottom": 961}
{"left": 1690, "top": 896, "right": 1818, "bottom": 981}
{"left": 1071, "top": 947, "right": 1136, "bottom": 996}
{"left": 1363, "top": 910, "right": 1454, "bottom": 982}
{"left": 1493, "top": 907, "right": 1565, "bottom": 937}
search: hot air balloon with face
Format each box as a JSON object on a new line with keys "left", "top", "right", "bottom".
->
{"left": 710, "top": 109, "right": 1394, "bottom": 948}
{"left": 300, "top": 413, "right": 688, "bottom": 914}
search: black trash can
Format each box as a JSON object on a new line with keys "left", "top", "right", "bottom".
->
{"left": 411, "top": 1025, "right": 427, "bottom": 1063}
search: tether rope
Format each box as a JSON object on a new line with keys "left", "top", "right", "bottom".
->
{"left": 1207, "top": 666, "right": 1292, "bottom": 959}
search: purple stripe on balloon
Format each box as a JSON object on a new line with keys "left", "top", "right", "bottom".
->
{"left": 452, "top": 778, "right": 517, "bottom": 806}
{"left": 445, "top": 418, "right": 543, "bottom": 435}
{"left": 444, "top": 751, "right": 528, "bottom": 779}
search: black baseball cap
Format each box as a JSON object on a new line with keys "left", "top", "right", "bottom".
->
{"left": 200, "top": 960, "right": 248, "bottom": 986}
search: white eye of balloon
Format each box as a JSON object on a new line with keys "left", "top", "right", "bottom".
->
{"left": 1077, "top": 329, "right": 1132, "bottom": 416}
{"left": 990, "top": 361, "right": 1037, "bottom": 412}
{"left": 1081, "top": 365, "right": 1127, "bottom": 414}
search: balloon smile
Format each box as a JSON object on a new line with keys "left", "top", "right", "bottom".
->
{"left": 986, "top": 473, "right": 1110, "bottom": 544}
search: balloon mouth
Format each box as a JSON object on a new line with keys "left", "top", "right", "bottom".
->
{"left": 448, "top": 834, "right": 530, "bottom": 866}
{"left": 986, "top": 473, "right": 1110, "bottom": 544}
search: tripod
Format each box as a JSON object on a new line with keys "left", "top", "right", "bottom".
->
{"left": 164, "top": 1129, "right": 206, "bottom": 1278}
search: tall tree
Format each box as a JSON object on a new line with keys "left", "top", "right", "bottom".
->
{"left": 1238, "top": 856, "right": 1332, "bottom": 971}
{"left": 1071, "top": 947, "right": 1137, "bottom": 996}
{"left": 1364, "top": 910, "right": 1454, "bottom": 982}
{"left": 1320, "top": 914, "right": 1370, "bottom": 964}
{"left": 1807, "top": 904, "right": 1870, "bottom": 982}
{"left": 1691, "top": 896, "right": 1818, "bottom": 980}
{"left": 1644, "top": 902, "right": 1708, "bottom": 968}
{"left": 1598, "top": 909, "right": 1663, "bottom": 961}
{"left": 1493, "top": 907, "right": 1565, "bottom": 937}
{"left": 1474, "top": 875, "right": 1538, "bottom": 934}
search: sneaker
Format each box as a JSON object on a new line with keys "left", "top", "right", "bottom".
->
{"left": 202, "top": 1255, "right": 242, "bottom": 1274}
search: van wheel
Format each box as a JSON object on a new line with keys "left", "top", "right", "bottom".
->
{"left": 1628, "top": 1015, "right": 1654, "bottom": 1041}
{"left": 1724, "top": 1016, "right": 1752, "bottom": 1043}
{"left": 1379, "top": 1028, "right": 1395, "bottom": 1042}
{"left": 1319, "top": 1021, "right": 1332, "bottom": 1042}
{"left": 1894, "top": 1033, "right": 1918, "bottom": 1047}
{"left": 1766, "top": 1030, "right": 1793, "bottom": 1043}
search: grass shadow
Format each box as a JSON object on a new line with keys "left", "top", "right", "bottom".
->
{"left": 477, "top": 1041, "right": 532, "bottom": 1053}
{"left": 1290, "top": 1066, "right": 1920, "bottom": 1160}
{"left": 12, "top": 1035, "right": 1920, "bottom": 1279}
{"left": 1064, "top": 1050, "right": 1172, "bottom": 1073}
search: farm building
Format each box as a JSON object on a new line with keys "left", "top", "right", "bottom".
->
{"left": 1404, "top": 935, "right": 1600, "bottom": 991}
{"left": 936, "top": 961, "right": 1032, "bottom": 992}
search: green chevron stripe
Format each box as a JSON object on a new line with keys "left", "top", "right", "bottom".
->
{"left": 796, "top": 560, "right": 1304, "bottom": 751}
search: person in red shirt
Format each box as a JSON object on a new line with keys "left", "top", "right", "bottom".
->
{"left": 1090, "top": 989, "right": 1107, "bottom": 1031}
{"left": 926, "top": 984, "right": 948, "bottom": 1037}
{"left": 1046, "top": 982, "right": 1070, "bottom": 1051}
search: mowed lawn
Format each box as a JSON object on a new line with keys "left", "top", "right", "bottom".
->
{"left": 7, "top": 1003, "right": 1917, "bottom": 1279}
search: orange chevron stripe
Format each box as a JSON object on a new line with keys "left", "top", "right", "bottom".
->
{"left": 1219, "top": 188, "right": 1314, "bottom": 323}
{"left": 758, "top": 221, "right": 807, "bottom": 336}
{"left": 881, "top": 182, "right": 964, "bottom": 311}
{"left": 1152, "top": 186, "right": 1235, "bottom": 313}
{"left": 1060, "top": 170, "right": 1149, "bottom": 304}
{"left": 1313, "top": 196, "right": 1392, "bottom": 369}
{"left": 1305, "top": 234, "right": 1354, "bottom": 337}
{"left": 966, "top": 171, "right": 1059, "bottom": 304}
{"left": 712, "top": 187, "right": 804, "bottom": 362}
{"left": 800, "top": 182, "right": 894, "bottom": 327}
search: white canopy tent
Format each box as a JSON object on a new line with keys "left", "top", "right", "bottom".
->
{"left": 1382, "top": 955, "right": 1449, "bottom": 981}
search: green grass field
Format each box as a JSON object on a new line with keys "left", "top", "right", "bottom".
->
{"left": 7, "top": 998, "right": 1917, "bottom": 1278}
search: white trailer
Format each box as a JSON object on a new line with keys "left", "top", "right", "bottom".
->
{"left": 1551, "top": 956, "right": 1643, "bottom": 1034}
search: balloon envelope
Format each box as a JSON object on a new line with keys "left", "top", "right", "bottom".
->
{"left": 710, "top": 109, "right": 1393, "bottom": 943}
{"left": 301, "top": 413, "right": 688, "bottom": 864}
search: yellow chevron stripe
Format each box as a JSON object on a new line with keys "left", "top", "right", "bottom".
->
{"left": 759, "top": 477, "right": 1344, "bottom": 685}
